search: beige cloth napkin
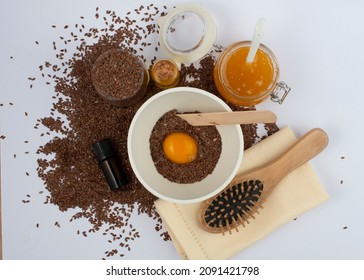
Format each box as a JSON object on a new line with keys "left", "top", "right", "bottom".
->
{"left": 154, "top": 126, "right": 329, "bottom": 259}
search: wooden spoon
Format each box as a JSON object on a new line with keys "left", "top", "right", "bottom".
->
{"left": 177, "top": 110, "right": 277, "bottom": 126}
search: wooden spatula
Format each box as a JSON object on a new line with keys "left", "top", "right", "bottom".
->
{"left": 177, "top": 110, "right": 277, "bottom": 126}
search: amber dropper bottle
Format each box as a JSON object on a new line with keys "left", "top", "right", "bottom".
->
{"left": 93, "top": 139, "right": 128, "bottom": 191}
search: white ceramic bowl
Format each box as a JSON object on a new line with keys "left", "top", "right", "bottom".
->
{"left": 127, "top": 87, "right": 244, "bottom": 204}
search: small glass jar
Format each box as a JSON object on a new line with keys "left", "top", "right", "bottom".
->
{"left": 150, "top": 59, "right": 180, "bottom": 89}
{"left": 214, "top": 41, "right": 290, "bottom": 107}
{"left": 91, "top": 49, "right": 149, "bottom": 107}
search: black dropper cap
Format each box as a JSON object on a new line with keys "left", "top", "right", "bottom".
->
{"left": 93, "top": 139, "right": 128, "bottom": 191}
{"left": 93, "top": 139, "right": 114, "bottom": 161}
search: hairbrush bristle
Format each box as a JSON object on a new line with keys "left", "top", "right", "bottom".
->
{"left": 203, "top": 179, "right": 264, "bottom": 232}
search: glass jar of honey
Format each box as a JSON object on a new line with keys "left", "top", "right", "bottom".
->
{"left": 214, "top": 41, "right": 290, "bottom": 107}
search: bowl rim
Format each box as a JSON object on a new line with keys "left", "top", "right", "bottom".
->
{"left": 127, "top": 86, "right": 244, "bottom": 203}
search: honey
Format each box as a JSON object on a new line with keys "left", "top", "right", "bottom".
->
{"left": 214, "top": 41, "right": 279, "bottom": 107}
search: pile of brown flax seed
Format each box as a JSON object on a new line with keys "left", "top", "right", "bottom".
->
{"left": 33, "top": 4, "right": 278, "bottom": 258}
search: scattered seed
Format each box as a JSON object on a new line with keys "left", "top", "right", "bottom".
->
{"left": 32, "top": 4, "right": 274, "bottom": 259}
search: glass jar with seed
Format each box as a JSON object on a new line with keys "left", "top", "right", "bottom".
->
{"left": 150, "top": 58, "right": 180, "bottom": 89}
{"left": 91, "top": 48, "right": 149, "bottom": 107}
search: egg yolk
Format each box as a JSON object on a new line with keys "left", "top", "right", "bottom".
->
{"left": 162, "top": 132, "right": 198, "bottom": 164}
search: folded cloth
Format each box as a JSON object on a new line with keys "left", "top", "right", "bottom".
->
{"left": 154, "top": 126, "right": 329, "bottom": 259}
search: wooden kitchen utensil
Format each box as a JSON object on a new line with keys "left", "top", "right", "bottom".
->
{"left": 177, "top": 110, "right": 277, "bottom": 126}
{"left": 200, "top": 128, "right": 329, "bottom": 234}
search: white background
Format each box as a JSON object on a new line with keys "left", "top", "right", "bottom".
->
{"left": 1, "top": 0, "right": 363, "bottom": 260}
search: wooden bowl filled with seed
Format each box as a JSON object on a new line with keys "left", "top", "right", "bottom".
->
{"left": 127, "top": 87, "right": 244, "bottom": 204}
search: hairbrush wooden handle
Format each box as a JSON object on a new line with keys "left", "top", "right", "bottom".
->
{"left": 177, "top": 110, "right": 277, "bottom": 126}
{"left": 234, "top": 128, "right": 329, "bottom": 182}
{"left": 270, "top": 128, "right": 329, "bottom": 183}
{"left": 236, "top": 128, "right": 329, "bottom": 189}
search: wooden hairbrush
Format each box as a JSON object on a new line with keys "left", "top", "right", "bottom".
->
{"left": 200, "top": 128, "right": 329, "bottom": 234}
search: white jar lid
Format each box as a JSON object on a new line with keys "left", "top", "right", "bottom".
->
{"left": 157, "top": 3, "right": 217, "bottom": 64}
